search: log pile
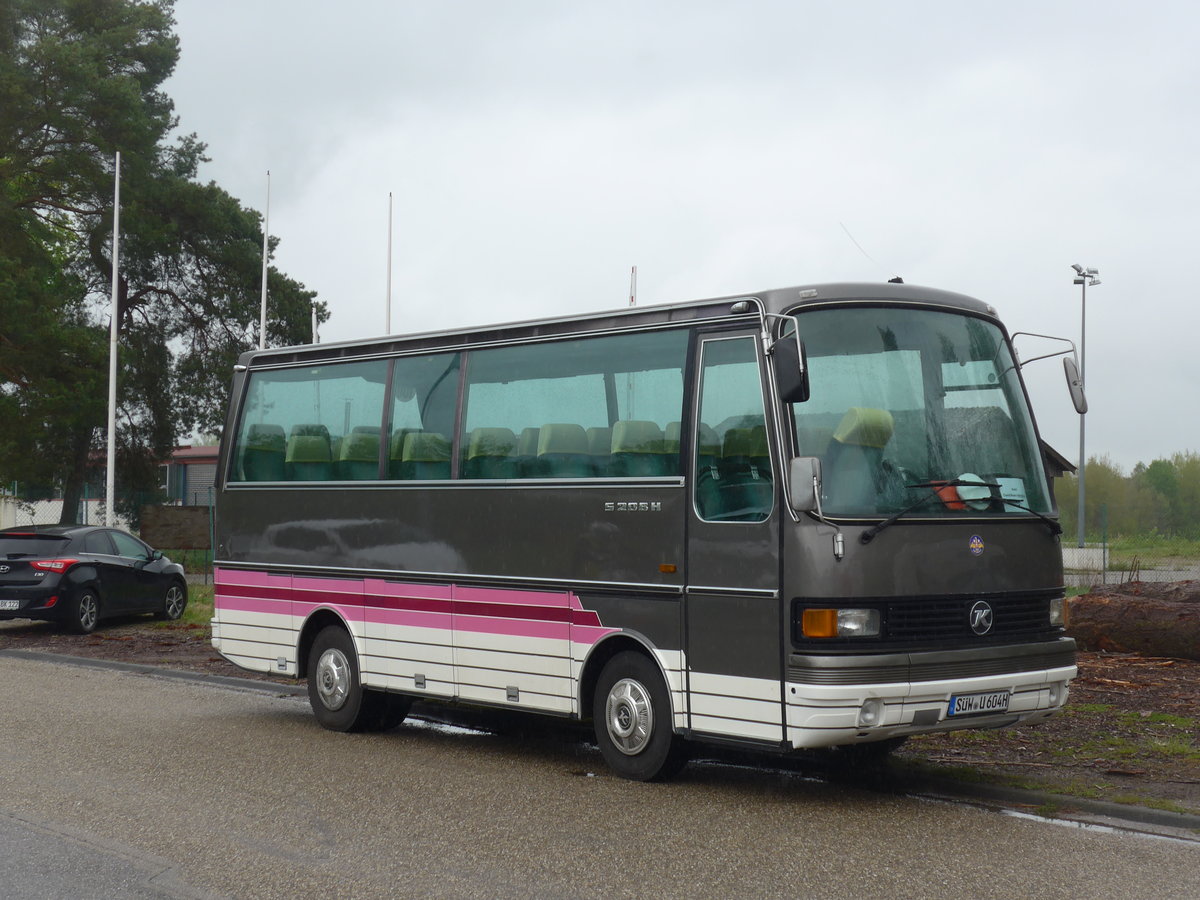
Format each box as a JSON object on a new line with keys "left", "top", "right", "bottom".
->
{"left": 1066, "top": 581, "right": 1200, "bottom": 661}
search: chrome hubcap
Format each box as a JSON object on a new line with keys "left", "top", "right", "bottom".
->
{"left": 315, "top": 647, "right": 351, "bottom": 711}
{"left": 606, "top": 677, "right": 653, "bottom": 756}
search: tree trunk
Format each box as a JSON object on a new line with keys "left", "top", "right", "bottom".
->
{"left": 58, "top": 426, "right": 96, "bottom": 525}
{"left": 1066, "top": 582, "right": 1200, "bottom": 661}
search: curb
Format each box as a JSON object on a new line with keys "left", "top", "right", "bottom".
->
{"left": 891, "top": 770, "right": 1200, "bottom": 840}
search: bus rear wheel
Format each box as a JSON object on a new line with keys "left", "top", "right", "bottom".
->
{"left": 307, "top": 625, "right": 411, "bottom": 733}
{"left": 593, "top": 651, "right": 688, "bottom": 782}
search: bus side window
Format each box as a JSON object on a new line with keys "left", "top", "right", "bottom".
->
{"left": 694, "top": 336, "right": 773, "bottom": 522}
{"left": 460, "top": 329, "right": 688, "bottom": 481}
{"left": 386, "top": 352, "right": 460, "bottom": 481}
{"left": 230, "top": 360, "right": 389, "bottom": 484}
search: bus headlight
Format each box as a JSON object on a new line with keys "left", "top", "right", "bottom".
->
{"left": 802, "top": 608, "right": 881, "bottom": 638}
{"left": 1049, "top": 596, "right": 1065, "bottom": 627}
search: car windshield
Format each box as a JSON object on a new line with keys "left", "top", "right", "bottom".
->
{"left": 0, "top": 534, "right": 71, "bottom": 557}
{"left": 790, "top": 306, "right": 1052, "bottom": 518}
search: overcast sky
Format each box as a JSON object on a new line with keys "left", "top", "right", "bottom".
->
{"left": 164, "top": 1, "right": 1200, "bottom": 472}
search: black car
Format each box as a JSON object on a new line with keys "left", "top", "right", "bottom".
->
{"left": 0, "top": 525, "right": 187, "bottom": 634}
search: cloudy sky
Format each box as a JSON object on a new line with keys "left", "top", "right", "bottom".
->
{"left": 163, "top": 1, "right": 1200, "bottom": 472}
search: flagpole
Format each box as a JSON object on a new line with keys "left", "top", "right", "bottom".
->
{"left": 258, "top": 170, "right": 270, "bottom": 350}
{"left": 386, "top": 191, "right": 393, "bottom": 334}
{"left": 105, "top": 151, "right": 121, "bottom": 526}
{"left": 629, "top": 265, "right": 637, "bottom": 307}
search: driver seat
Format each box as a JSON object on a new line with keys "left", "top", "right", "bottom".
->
{"left": 823, "top": 407, "right": 895, "bottom": 512}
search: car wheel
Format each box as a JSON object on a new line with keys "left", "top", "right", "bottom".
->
{"left": 66, "top": 589, "right": 100, "bottom": 635}
{"left": 156, "top": 581, "right": 188, "bottom": 620}
{"left": 593, "top": 651, "right": 689, "bottom": 782}
{"left": 307, "top": 625, "right": 409, "bottom": 733}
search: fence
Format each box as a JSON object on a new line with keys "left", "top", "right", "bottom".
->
{"left": 1062, "top": 536, "right": 1200, "bottom": 587}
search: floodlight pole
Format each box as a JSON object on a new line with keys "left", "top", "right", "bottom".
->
{"left": 1072, "top": 264, "right": 1100, "bottom": 548}
{"left": 259, "top": 171, "right": 270, "bottom": 350}
{"left": 386, "top": 191, "right": 394, "bottom": 334}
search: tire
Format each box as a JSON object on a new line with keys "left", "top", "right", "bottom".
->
{"left": 592, "top": 650, "right": 688, "bottom": 782}
{"left": 155, "top": 581, "right": 188, "bottom": 620}
{"left": 66, "top": 589, "right": 100, "bottom": 635}
{"left": 306, "top": 625, "right": 411, "bottom": 733}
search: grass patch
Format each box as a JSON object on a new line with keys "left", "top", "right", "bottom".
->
{"left": 1104, "top": 535, "right": 1200, "bottom": 569}
{"left": 1110, "top": 795, "right": 1194, "bottom": 815}
{"left": 1067, "top": 703, "right": 1116, "bottom": 715}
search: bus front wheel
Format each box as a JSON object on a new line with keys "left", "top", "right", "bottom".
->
{"left": 593, "top": 651, "right": 688, "bottom": 782}
{"left": 307, "top": 626, "right": 411, "bottom": 733}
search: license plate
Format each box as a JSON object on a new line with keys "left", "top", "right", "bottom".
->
{"left": 0, "top": 599, "right": 20, "bottom": 611}
{"left": 948, "top": 690, "right": 1011, "bottom": 716}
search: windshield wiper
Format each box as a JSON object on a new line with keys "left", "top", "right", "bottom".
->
{"left": 859, "top": 492, "right": 943, "bottom": 544}
{"left": 860, "top": 479, "right": 1063, "bottom": 545}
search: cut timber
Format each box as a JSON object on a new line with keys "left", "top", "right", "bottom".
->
{"left": 1066, "top": 581, "right": 1200, "bottom": 661}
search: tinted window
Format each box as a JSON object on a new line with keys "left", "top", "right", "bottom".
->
{"left": 82, "top": 531, "right": 116, "bottom": 554}
{"left": 231, "top": 360, "right": 389, "bottom": 482}
{"left": 386, "top": 353, "right": 461, "bottom": 481}
{"left": 110, "top": 531, "right": 150, "bottom": 560}
{"left": 694, "top": 337, "right": 773, "bottom": 522}
{"left": 0, "top": 534, "right": 70, "bottom": 556}
{"left": 461, "top": 330, "right": 688, "bottom": 479}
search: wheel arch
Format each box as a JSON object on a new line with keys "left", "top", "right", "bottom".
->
{"left": 296, "top": 608, "right": 357, "bottom": 679}
{"left": 578, "top": 630, "right": 676, "bottom": 724}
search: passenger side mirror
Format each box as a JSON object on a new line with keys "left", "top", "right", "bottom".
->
{"left": 773, "top": 324, "right": 810, "bottom": 403}
{"left": 788, "top": 456, "right": 822, "bottom": 512}
{"left": 1063, "top": 357, "right": 1088, "bottom": 415}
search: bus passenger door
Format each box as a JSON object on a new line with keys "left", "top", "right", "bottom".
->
{"left": 684, "top": 332, "right": 784, "bottom": 745}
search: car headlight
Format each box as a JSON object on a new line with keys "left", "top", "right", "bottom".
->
{"left": 1049, "top": 596, "right": 1065, "bottom": 627}
{"left": 802, "top": 608, "right": 882, "bottom": 638}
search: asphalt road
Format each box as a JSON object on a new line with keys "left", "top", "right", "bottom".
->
{"left": 0, "top": 656, "right": 1196, "bottom": 900}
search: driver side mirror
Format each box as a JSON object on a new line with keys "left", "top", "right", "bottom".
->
{"left": 773, "top": 324, "right": 810, "bottom": 403}
{"left": 1063, "top": 357, "right": 1088, "bottom": 414}
{"left": 788, "top": 456, "right": 822, "bottom": 513}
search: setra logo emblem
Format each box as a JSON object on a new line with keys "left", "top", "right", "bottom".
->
{"left": 968, "top": 600, "right": 994, "bottom": 635}
{"left": 968, "top": 534, "right": 985, "bottom": 556}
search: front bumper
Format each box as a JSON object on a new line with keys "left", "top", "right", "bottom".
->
{"left": 784, "top": 638, "right": 1077, "bottom": 749}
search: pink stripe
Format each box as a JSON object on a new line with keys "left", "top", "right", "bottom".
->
{"left": 371, "top": 608, "right": 453, "bottom": 630}
{"left": 454, "top": 584, "right": 567, "bottom": 608}
{"left": 216, "top": 568, "right": 613, "bottom": 643}
{"left": 216, "top": 594, "right": 291, "bottom": 616}
{"left": 365, "top": 579, "right": 452, "bottom": 601}
{"left": 454, "top": 614, "right": 570, "bottom": 641}
{"left": 215, "top": 567, "right": 289, "bottom": 589}
{"left": 294, "top": 600, "right": 362, "bottom": 622}
{"left": 571, "top": 624, "right": 621, "bottom": 647}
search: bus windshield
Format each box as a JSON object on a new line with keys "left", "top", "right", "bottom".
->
{"left": 790, "top": 306, "right": 1052, "bottom": 517}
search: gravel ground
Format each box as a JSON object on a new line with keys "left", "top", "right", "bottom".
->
{"left": 1, "top": 613, "right": 1196, "bottom": 814}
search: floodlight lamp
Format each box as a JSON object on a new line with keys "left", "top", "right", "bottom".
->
{"left": 1089, "top": 278, "right": 1101, "bottom": 286}
{"left": 1071, "top": 263, "right": 1084, "bottom": 274}
{"left": 1073, "top": 277, "right": 1085, "bottom": 285}
{"left": 1085, "top": 267, "right": 1098, "bottom": 276}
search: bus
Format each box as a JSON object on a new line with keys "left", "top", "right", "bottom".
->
{"left": 212, "top": 281, "right": 1080, "bottom": 781}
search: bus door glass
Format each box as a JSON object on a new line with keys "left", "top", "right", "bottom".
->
{"left": 684, "top": 332, "right": 784, "bottom": 742}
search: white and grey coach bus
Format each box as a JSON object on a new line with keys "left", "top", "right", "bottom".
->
{"left": 212, "top": 281, "right": 1081, "bottom": 781}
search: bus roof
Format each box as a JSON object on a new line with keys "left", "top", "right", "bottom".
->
{"left": 240, "top": 281, "right": 997, "bottom": 369}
